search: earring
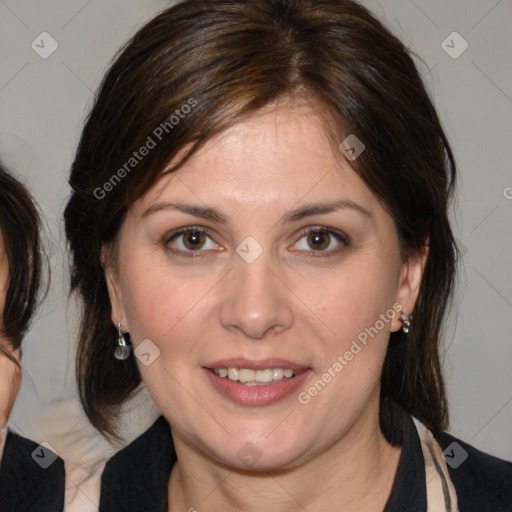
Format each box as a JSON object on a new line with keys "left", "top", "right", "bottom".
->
{"left": 114, "top": 323, "right": 131, "bottom": 360}
{"left": 401, "top": 311, "right": 412, "bottom": 334}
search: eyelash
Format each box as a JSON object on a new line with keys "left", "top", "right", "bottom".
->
{"left": 164, "top": 226, "right": 350, "bottom": 258}
{"left": 164, "top": 227, "right": 216, "bottom": 258}
{"left": 295, "top": 227, "right": 349, "bottom": 257}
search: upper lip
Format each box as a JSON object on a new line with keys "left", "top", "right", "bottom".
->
{"left": 203, "top": 358, "right": 310, "bottom": 372}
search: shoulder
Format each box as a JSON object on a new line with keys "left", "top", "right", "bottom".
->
{"left": 0, "top": 430, "right": 64, "bottom": 512}
{"left": 102, "top": 415, "right": 172, "bottom": 470}
{"left": 435, "top": 431, "right": 512, "bottom": 512}
{"left": 100, "top": 416, "right": 175, "bottom": 512}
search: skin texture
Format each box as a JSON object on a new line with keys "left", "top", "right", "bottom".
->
{"left": 106, "top": 100, "right": 427, "bottom": 512}
{"left": 0, "top": 233, "right": 21, "bottom": 428}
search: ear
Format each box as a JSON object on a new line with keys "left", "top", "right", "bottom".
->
{"left": 101, "top": 245, "right": 128, "bottom": 331}
{"left": 391, "top": 243, "right": 429, "bottom": 333}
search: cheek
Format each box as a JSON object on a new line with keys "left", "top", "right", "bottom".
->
{"left": 294, "top": 276, "right": 397, "bottom": 420}
{"left": 293, "top": 255, "right": 399, "bottom": 345}
{"left": 290, "top": 253, "right": 400, "bottom": 409}
{"left": 118, "top": 261, "right": 220, "bottom": 418}
{"left": 119, "top": 255, "right": 219, "bottom": 356}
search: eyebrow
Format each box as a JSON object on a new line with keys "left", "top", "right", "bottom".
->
{"left": 142, "top": 200, "right": 372, "bottom": 224}
{"left": 282, "top": 200, "right": 372, "bottom": 223}
{"left": 142, "top": 202, "right": 228, "bottom": 223}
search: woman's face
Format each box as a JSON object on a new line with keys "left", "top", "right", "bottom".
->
{"left": 106, "top": 101, "right": 425, "bottom": 470}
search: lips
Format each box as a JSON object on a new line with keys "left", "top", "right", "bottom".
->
{"left": 203, "top": 358, "right": 309, "bottom": 372}
{"left": 202, "top": 358, "right": 312, "bottom": 406}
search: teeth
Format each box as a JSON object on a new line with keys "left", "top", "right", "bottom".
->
{"left": 211, "top": 367, "right": 298, "bottom": 385}
{"left": 272, "top": 368, "right": 284, "bottom": 380}
{"left": 239, "top": 369, "right": 255, "bottom": 383}
{"left": 256, "top": 369, "right": 273, "bottom": 382}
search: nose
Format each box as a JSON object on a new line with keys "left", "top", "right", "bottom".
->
{"left": 219, "top": 253, "right": 294, "bottom": 339}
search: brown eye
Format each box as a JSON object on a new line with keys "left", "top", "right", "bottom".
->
{"left": 166, "top": 227, "right": 217, "bottom": 254}
{"left": 291, "top": 227, "right": 348, "bottom": 256}
{"left": 183, "top": 231, "right": 206, "bottom": 250}
{"left": 307, "top": 230, "right": 330, "bottom": 250}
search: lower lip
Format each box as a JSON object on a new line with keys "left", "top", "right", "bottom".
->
{"left": 203, "top": 368, "right": 312, "bottom": 406}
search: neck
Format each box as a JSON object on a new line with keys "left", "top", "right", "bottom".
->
{"left": 168, "top": 395, "right": 401, "bottom": 512}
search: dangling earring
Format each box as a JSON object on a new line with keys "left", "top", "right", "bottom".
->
{"left": 401, "top": 310, "right": 412, "bottom": 334}
{"left": 114, "top": 323, "right": 131, "bottom": 360}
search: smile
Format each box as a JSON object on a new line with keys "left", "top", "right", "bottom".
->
{"left": 203, "top": 359, "right": 312, "bottom": 406}
{"left": 208, "top": 367, "right": 301, "bottom": 386}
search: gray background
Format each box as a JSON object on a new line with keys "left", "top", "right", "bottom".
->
{"left": 1, "top": 0, "right": 511, "bottom": 466}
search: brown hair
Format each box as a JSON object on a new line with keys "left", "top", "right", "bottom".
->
{"left": 0, "top": 166, "right": 44, "bottom": 366}
{"left": 64, "top": 0, "right": 457, "bottom": 439}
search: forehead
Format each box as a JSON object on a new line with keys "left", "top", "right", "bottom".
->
{"left": 133, "top": 101, "right": 377, "bottom": 216}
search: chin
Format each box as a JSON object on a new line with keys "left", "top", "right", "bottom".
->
{"left": 203, "top": 432, "right": 308, "bottom": 473}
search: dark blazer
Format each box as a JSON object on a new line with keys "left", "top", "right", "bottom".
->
{"left": 99, "top": 403, "right": 512, "bottom": 512}
{"left": 0, "top": 430, "right": 64, "bottom": 512}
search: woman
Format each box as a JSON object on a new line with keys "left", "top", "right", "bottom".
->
{"left": 0, "top": 166, "right": 64, "bottom": 511}
{"left": 64, "top": 0, "right": 511, "bottom": 510}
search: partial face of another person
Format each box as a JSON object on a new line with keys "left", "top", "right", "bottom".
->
{"left": 106, "top": 100, "right": 425, "bottom": 470}
{"left": 0, "top": 232, "right": 22, "bottom": 427}
{"left": 0, "top": 233, "right": 7, "bottom": 321}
